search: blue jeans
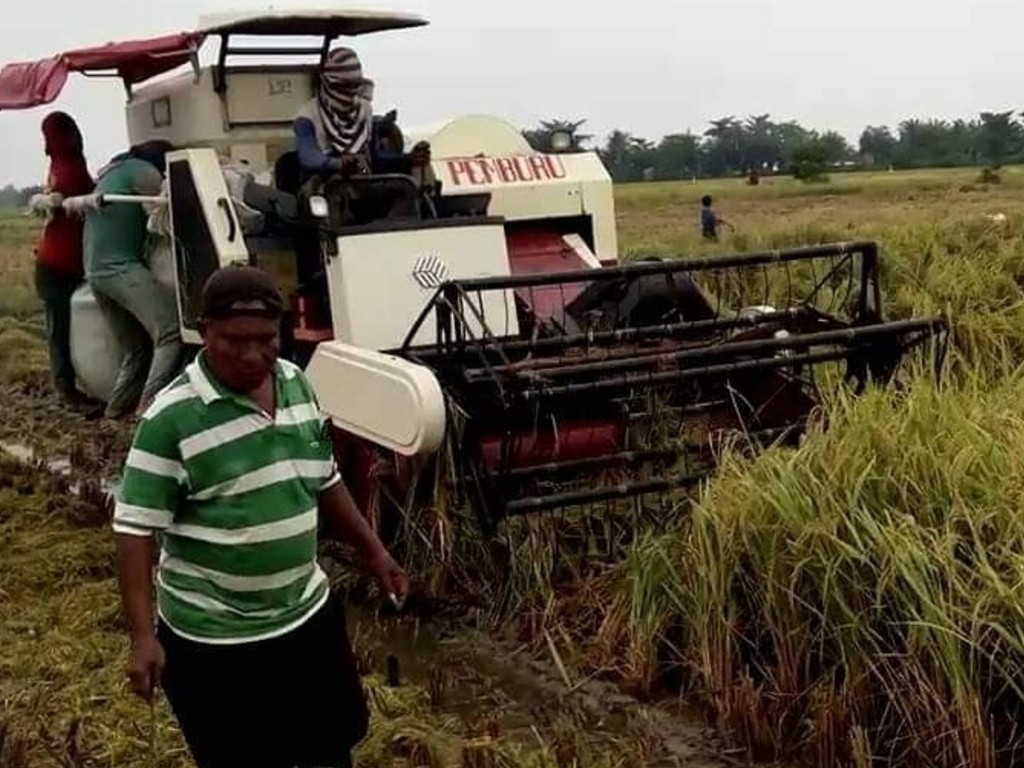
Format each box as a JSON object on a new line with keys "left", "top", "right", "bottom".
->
{"left": 34, "top": 263, "right": 81, "bottom": 396}
{"left": 90, "top": 262, "right": 183, "bottom": 418}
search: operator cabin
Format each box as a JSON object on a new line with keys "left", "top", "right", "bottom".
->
{"left": 0, "top": 9, "right": 619, "bottom": 355}
{"left": 85, "top": 11, "right": 447, "bottom": 231}
{"left": 110, "top": 11, "right": 464, "bottom": 336}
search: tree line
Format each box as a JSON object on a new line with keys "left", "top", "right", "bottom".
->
{"left": 2, "top": 110, "right": 1022, "bottom": 205}
{"left": 0, "top": 184, "right": 42, "bottom": 209}
{"left": 523, "top": 111, "right": 1024, "bottom": 182}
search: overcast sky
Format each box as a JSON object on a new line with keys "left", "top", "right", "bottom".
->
{"left": 0, "top": 0, "right": 1020, "bottom": 185}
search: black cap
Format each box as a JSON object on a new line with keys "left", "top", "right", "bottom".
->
{"left": 200, "top": 265, "right": 284, "bottom": 320}
{"left": 130, "top": 139, "right": 175, "bottom": 175}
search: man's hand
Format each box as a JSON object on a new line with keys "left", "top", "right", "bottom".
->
{"left": 335, "top": 155, "right": 368, "bottom": 178}
{"left": 368, "top": 550, "right": 410, "bottom": 609}
{"left": 128, "top": 633, "right": 165, "bottom": 702}
{"left": 318, "top": 480, "right": 412, "bottom": 609}
{"left": 411, "top": 141, "right": 431, "bottom": 168}
{"left": 117, "top": 535, "right": 164, "bottom": 701}
{"left": 27, "top": 192, "right": 62, "bottom": 218}
{"left": 63, "top": 193, "right": 101, "bottom": 217}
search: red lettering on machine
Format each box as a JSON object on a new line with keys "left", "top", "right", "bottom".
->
{"left": 445, "top": 155, "right": 568, "bottom": 187}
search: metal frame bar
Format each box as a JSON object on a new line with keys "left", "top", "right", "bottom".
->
{"left": 501, "top": 449, "right": 678, "bottom": 481}
{"left": 521, "top": 332, "right": 940, "bottom": 401}
{"left": 405, "top": 307, "right": 816, "bottom": 362}
{"left": 390, "top": 240, "right": 948, "bottom": 532}
{"left": 504, "top": 473, "right": 706, "bottom": 516}
{"left": 450, "top": 241, "right": 875, "bottom": 292}
{"left": 400, "top": 241, "right": 879, "bottom": 357}
{"left": 222, "top": 45, "right": 325, "bottom": 56}
{"left": 464, "top": 318, "right": 945, "bottom": 384}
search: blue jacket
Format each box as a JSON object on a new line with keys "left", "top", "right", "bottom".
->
{"left": 293, "top": 116, "right": 414, "bottom": 181}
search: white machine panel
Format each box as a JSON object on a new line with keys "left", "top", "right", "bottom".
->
{"left": 166, "top": 148, "right": 251, "bottom": 345}
{"left": 305, "top": 342, "right": 445, "bottom": 456}
{"left": 403, "top": 117, "right": 619, "bottom": 264}
{"left": 325, "top": 220, "right": 521, "bottom": 350}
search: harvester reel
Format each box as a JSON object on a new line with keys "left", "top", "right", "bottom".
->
{"left": 567, "top": 258, "right": 717, "bottom": 335}
{"left": 842, "top": 309, "right": 906, "bottom": 393}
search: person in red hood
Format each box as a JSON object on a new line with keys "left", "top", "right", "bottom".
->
{"left": 31, "top": 111, "right": 96, "bottom": 409}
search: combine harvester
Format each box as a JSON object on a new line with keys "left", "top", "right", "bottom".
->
{"left": 0, "top": 10, "right": 948, "bottom": 540}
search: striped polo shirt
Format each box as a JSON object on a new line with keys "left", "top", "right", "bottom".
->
{"left": 112, "top": 352, "right": 340, "bottom": 645}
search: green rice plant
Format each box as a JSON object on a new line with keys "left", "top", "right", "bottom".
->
{"left": 0, "top": 214, "right": 40, "bottom": 322}
{"left": 590, "top": 369, "right": 1024, "bottom": 767}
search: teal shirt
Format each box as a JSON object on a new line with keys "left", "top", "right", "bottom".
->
{"left": 83, "top": 157, "right": 164, "bottom": 280}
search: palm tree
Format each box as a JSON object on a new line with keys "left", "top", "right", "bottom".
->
{"left": 522, "top": 119, "right": 592, "bottom": 152}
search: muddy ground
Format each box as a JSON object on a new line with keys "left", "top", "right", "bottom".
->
{"left": 0, "top": 332, "right": 739, "bottom": 767}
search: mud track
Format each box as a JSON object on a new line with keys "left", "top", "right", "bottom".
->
{"left": 0, "top": 381, "right": 741, "bottom": 768}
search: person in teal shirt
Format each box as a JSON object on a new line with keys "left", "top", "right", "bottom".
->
{"left": 83, "top": 140, "right": 182, "bottom": 420}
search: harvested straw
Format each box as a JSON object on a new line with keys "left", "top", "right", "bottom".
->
{"left": 1, "top": 453, "right": 647, "bottom": 768}
{"left": 0, "top": 460, "right": 189, "bottom": 768}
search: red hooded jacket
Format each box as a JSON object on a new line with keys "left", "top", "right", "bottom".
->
{"left": 36, "top": 112, "right": 94, "bottom": 278}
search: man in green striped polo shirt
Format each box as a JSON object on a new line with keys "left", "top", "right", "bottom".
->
{"left": 113, "top": 265, "right": 408, "bottom": 768}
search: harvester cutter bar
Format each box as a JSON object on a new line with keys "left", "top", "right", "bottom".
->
{"left": 465, "top": 317, "right": 945, "bottom": 386}
{"left": 503, "top": 472, "right": 707, "bottom": 516}
{"left": 521, "top": 326, "right": 943, "bottom": 401}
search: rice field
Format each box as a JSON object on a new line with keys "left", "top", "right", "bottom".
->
{"left": 557, "top": 167, "right": 1024, "bottom": 768}
{"left": 3, "top": 164, "right": 1024, "bottom": 768}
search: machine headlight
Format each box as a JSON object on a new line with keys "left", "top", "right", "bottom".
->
{"left": 550, "top": 130, "right": 573, "bottom": 153}
{"left": 309, "top": 195, "right": 329, "bottom": 219}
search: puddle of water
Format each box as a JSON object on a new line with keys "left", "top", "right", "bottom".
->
{"left": 343, "top": 600, "right": 727, "bottom": 768}
{"left": 0, "top": 440, "right": 114, "bottom": 498}
{"left": 1, "top": 442, "right": 34, "bottom": 464}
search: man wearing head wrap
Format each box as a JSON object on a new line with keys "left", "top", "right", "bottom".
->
{"left": 286, "top": 46, "right": 435, "bottom": 302}
{"left": 83, "top": 139, "right": 183, "bottom": 420}
{"left": 292, "top": 46, "right": 432, "bottom": 186}
{"left": 293, "top": 47, "right": 375, "bottom": 179}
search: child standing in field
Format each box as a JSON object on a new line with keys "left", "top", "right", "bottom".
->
{"left": 700, "top": 195, "right": 727, "bottom": 241}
